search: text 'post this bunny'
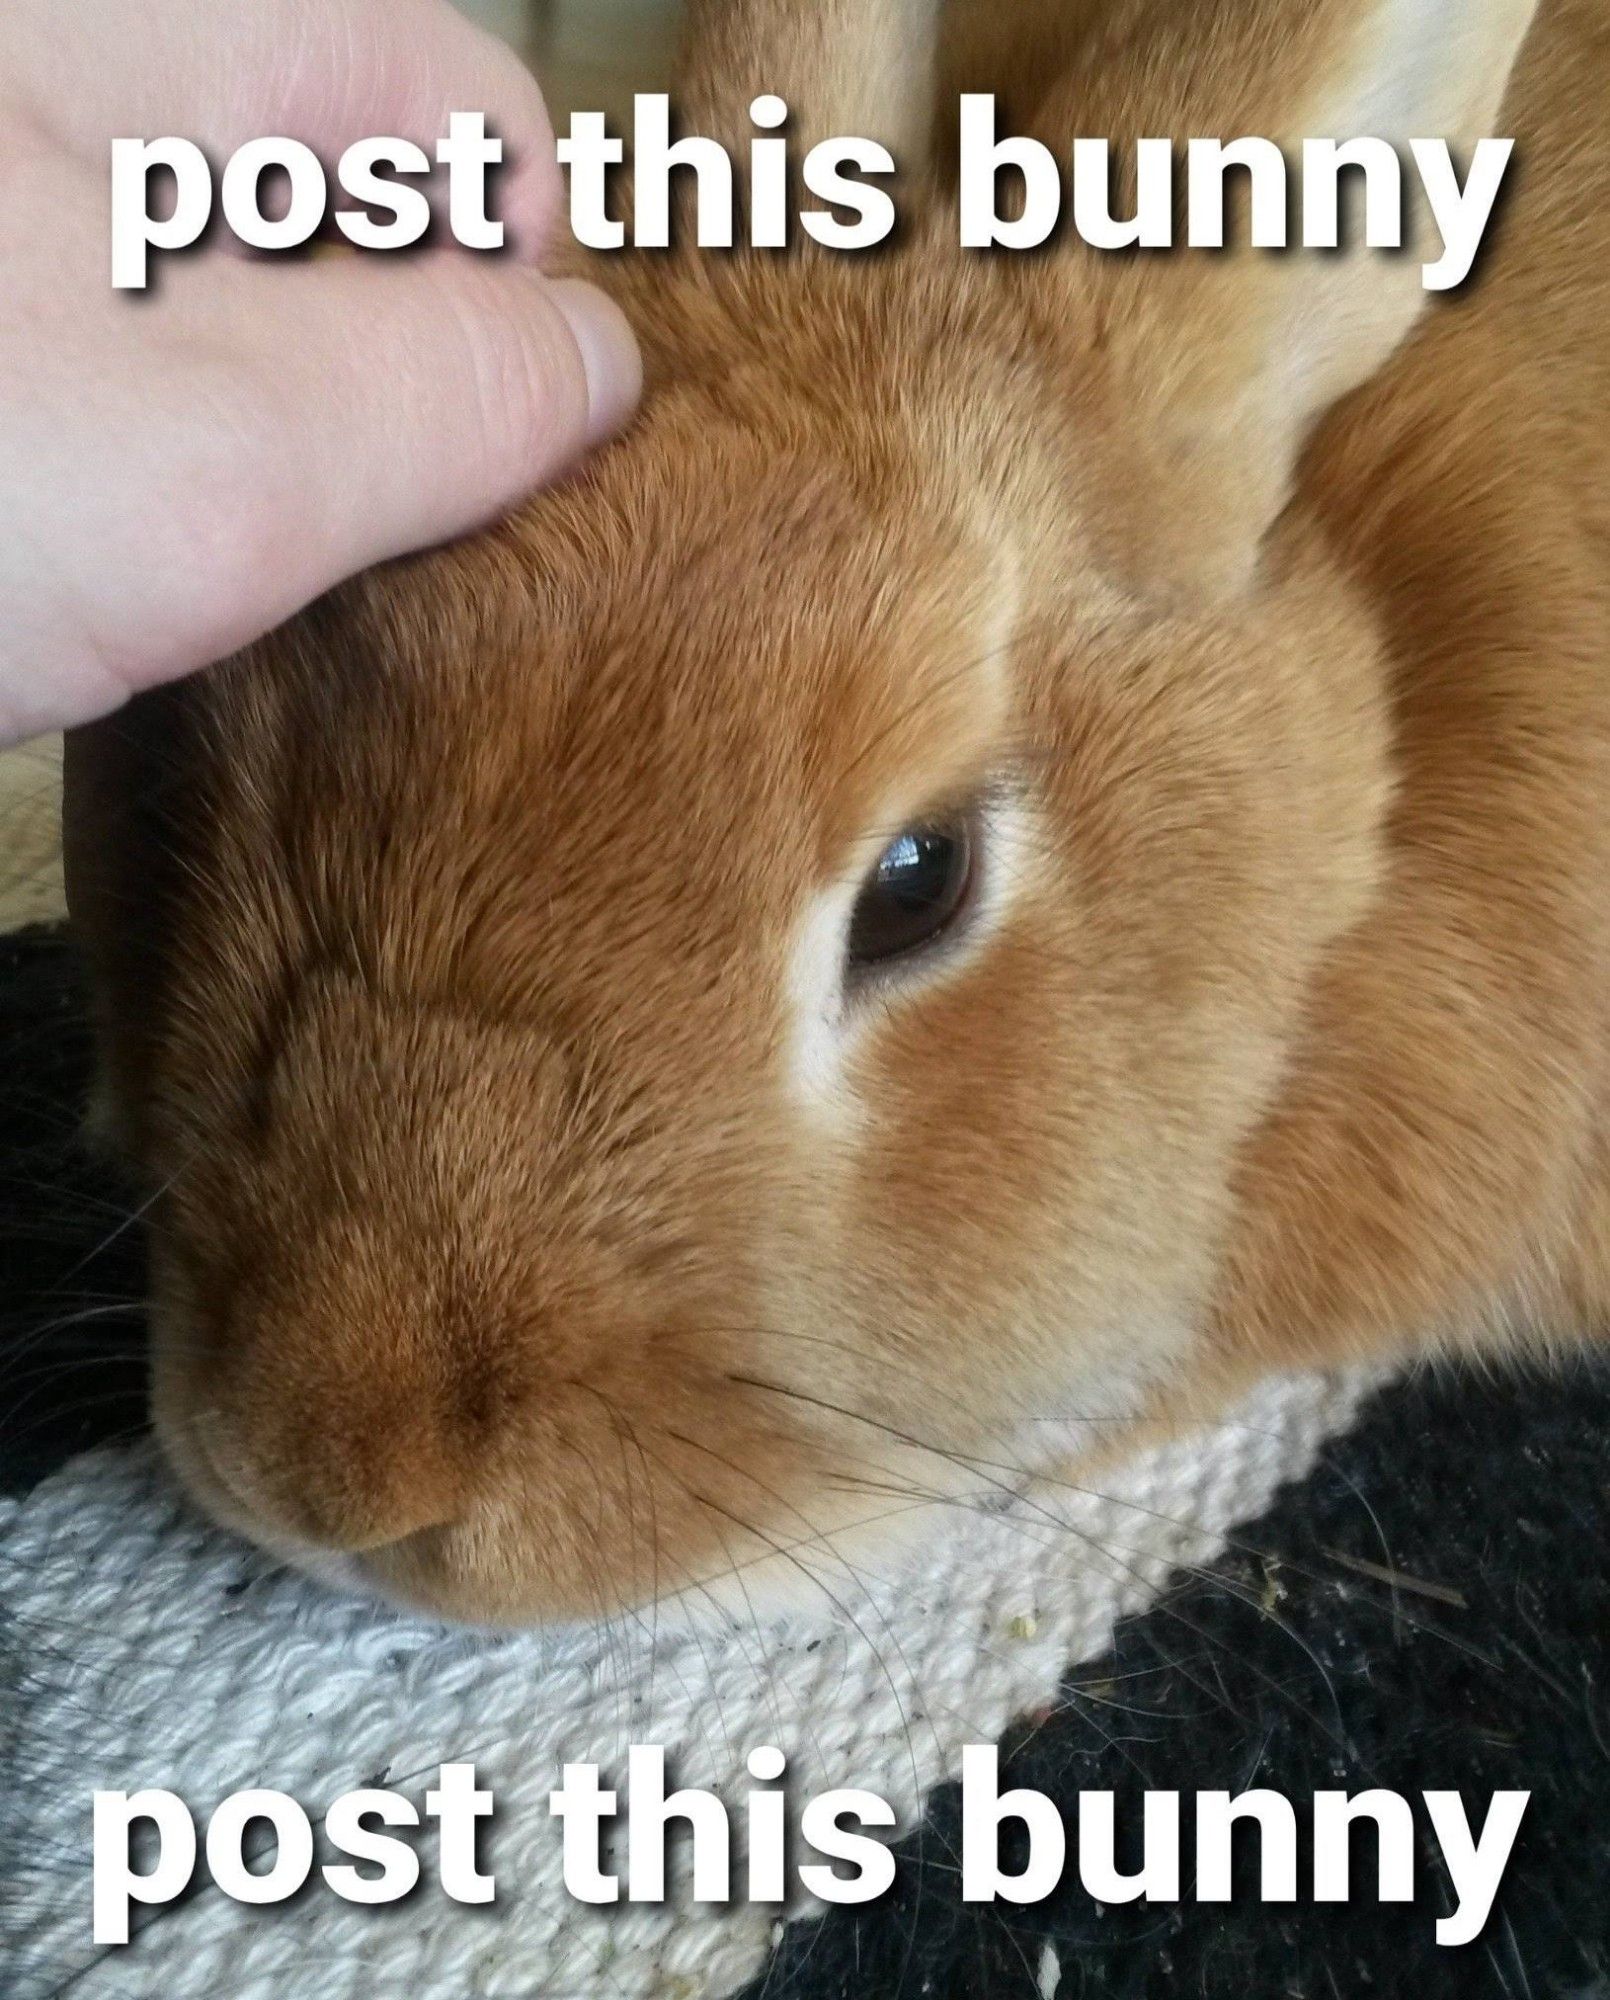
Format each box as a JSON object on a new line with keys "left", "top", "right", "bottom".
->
{"left": 65, "top": 0, "right": 1610, "bottom": 1627}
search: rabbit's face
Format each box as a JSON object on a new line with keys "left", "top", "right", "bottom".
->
{"left": 65, "top": 264, "right": 1390, "bottom": 1626}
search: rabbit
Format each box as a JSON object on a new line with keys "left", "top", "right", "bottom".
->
{"left": 61, "top": 0, "right": 1610, "bottom": 1626}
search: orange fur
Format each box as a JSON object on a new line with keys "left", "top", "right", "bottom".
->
{"left": 63, "top": 0, "right": 1608, "bottom": 1624}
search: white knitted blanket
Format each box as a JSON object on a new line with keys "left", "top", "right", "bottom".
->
{"left": 2, "top": 1369, "right": 1367, "bottom": 2000}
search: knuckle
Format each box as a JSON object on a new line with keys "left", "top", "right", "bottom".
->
{"left": 450, "top": 270, "right": 590, "bottom": 468}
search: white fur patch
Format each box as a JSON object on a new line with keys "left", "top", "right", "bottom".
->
{"left": 786, "top": 873, "right": 860, "bottom": 1112}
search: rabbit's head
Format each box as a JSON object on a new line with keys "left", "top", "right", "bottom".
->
{"left": 64, "top": 0, "right": 1535, "bottom": 1623}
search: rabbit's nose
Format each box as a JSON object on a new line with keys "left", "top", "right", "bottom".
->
{"left": 192, "top": 1392, "right": 468, "bottom": 1556}
{"left": 290, "top": 1469, "right": 463, "bottom": 1555}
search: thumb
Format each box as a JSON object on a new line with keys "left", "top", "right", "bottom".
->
{"left": 218, "top": 252, "right": 640, "bottom": 608}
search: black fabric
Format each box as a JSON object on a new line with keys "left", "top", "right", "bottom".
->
{"left": 0, "top": 924, "right": 146, "bottom": 1495}
{"left": 3, "top": 922, "right": 1607, "bottom": 1997}
{"left": 736, "top": 1362, "right": 1610, "bottom": 2000}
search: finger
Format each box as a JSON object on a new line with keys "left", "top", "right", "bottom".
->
{"left": 165, "top": 252, "right": 640, "bottom": 663}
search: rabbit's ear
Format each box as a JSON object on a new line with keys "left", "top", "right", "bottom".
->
{"left": 677, "top": 0, "right": 944, "bottom": 164}
{"left": 1073, "top": 0, "right": 1538, "bottom": 597}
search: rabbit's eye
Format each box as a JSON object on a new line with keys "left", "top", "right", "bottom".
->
{"left": 846, "top": 817, "right": 977, "bottom": 973}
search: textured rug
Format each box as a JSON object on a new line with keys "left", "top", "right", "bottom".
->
{"left": 3, "top": 924, "right": 1607, "bottom": 2000}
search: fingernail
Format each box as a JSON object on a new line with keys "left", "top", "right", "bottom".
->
{"left": 548, "top": 278, "right": 642, "bottom": 445}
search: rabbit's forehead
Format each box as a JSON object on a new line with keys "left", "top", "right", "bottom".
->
{"left": 535, "top": 578, "right": 1009, "bottom": 848}
{"left": 395, "top": 466, "right": 1020, "bottom": 887}
{"left": 528, "top": 471, "right": 1015, "bottom": 831}
{"left": 168, "top": 481, "right": 1016, "bottom": 1059}
{"left": 488, "top": 526, "right": 1011, "bottom": 925}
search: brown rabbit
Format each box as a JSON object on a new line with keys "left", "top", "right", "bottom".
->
{"left": 63, "top": 0, "right": 1609, "bottom": 1625}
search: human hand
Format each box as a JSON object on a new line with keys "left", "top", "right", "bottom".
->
{"left": 0, "top": 0, "right": 640, "bottom": 744}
